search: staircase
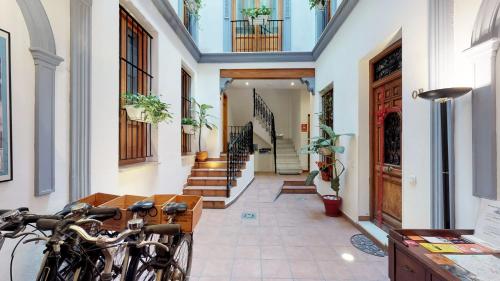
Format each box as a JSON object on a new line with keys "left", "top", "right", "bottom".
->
{"left": 183, "top": 122, "right": 254, "bottom": 209}
{"left": 276, "top": 138, "right": 302, "bottom": 175}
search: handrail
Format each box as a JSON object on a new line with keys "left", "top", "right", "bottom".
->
{"left": 253, "top": 89, "right": 277, "bottom": 173}
{"left": 226, "top": 122, "right": 253, "bottom": 197}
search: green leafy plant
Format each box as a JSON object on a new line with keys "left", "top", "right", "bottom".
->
{"left": 241, "top": 5, "right": 272, "bottom": 19}
{"left": 302, "top": 124, "right": 353, "bottom": 198}
{"left": 309, "top": 0, "right": 326, "bottom": 10}
{"left": 181, "top": 117, "right": 197, "bottom": 126}
{"left": 122, "top": 93, "right": 173, "bottom": 125}
{"left": 185, "top": 0, "right": 203, "bottom": 19}
{"left": 191, "top": 98, "right": 217, "bottom": 152}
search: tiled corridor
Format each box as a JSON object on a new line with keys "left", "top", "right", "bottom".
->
{"left": 190, "top": 174, "right": 389, "bottom": 281}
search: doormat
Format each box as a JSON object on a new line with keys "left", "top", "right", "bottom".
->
{"left": 350, "top": 234, "right": 386, "bottom": 257}
{"left": 241, "top": 212, "right": 257, "bottom": 220}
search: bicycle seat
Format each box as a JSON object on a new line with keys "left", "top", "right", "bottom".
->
{"left": 162, "top": 202, "right": 188, "bottom": 216}
{"left": 127, "top": 201, "right": 154, "bottom": 213}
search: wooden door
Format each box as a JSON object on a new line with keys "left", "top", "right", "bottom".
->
{"left": 371, "top": 41, "right": 402, "bottom": 229}
{"left": 222, "top": 94, "right": 228, "bottom": 152}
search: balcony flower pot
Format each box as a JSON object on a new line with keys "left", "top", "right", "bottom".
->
{"left": 322, "top": 195, "right": 342, "bottom": 217}
{"left": 124, "top": 105, "right": 150, "bottom": 123}
{"left": 196, "top": 151, "right": 208, "bottom": 162}
{"left": 182, "top": 124, "right": 195, "bottom": 135}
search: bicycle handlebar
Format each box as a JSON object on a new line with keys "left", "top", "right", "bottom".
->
{"left": 68, "top": 225, "right": 140, "bottom": 246}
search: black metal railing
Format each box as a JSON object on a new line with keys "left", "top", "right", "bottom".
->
{"left": 228, "top": 126, "right": 245, "bottom": 142}
{"left": 226, "top": 122, "right": 254, "bottom": 197}
{"left": 231, "top": 19, "right": 283, "bottom": 52}
{"left": 253, "top": 89, "right": 277, "bottom": 173}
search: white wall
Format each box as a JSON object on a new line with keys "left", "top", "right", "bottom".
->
{"left": 452, "top": 0, "right": 482, "bottom": 228}
{"left": 91, "top": 0, "right": 199, "bottom": 198}
{"left": 291, "top": 89, "right": 310, "bottom": 169}
{"left": 313, "top": 0, "right": 431, "bottom": 227}
{"left": 0, "top": 0, "right": 71, "bottom": 278}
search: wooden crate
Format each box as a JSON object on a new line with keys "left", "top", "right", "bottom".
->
{"left": 100, "top": 195, "right": 147, "bottom": 231}
{"left": 161, "top": 195, "right": 202, "bottom": 233}
{"left": 143, "top": 194, "right": 177, "bottom": 225}
{"left": 78, "top": 193, "right": 119, "bottom": 206}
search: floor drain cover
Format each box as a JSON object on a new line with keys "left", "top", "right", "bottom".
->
{"left": 350, "top": 234, "right": 386, "bottom": 257}
{"left": 241, "top": 212, "right": 257, "bottom": 220}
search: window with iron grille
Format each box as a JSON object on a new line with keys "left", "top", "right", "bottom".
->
{"left": 321, "top": 89, "right": 333, "bottom": 176}
{"left": 181, "top": 69, "right": 192, "bottom": 155}
{"left": 119, "top": 7, "right": 153, "bottom": 165}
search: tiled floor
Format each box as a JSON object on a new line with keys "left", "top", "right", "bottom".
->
{"left": 190, "top": 174, "right": 389, "bottom": 281}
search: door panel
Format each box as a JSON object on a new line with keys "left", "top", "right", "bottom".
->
{"left": 373, "top": 74, "right": 402, "bottom": 229}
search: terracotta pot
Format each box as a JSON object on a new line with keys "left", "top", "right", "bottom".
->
{"left": 320, "top": 170, "right": 331, "bottom": 181}
{"left": 322, "top": 195, "right": 342, "bottom": 217}
{"left": 196, "top": 151, "right": 208, "bottom": 162}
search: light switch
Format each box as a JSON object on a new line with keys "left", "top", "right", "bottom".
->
{"left": 408, "top": 175, "right": 417, "bottom": 185}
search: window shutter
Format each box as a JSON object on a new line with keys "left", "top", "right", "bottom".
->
{"left": 223, "top": 0, "right": 232, "bottom": 51}
{"left": 283, "top": 0, "right": 291, "bottom": 51}
{"left": 315, "top": 8, "right": 325, "bottom": 41}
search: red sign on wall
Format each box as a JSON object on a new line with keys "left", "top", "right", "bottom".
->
{"left": 301, "top": 124, "right": 308, "bottom": 132}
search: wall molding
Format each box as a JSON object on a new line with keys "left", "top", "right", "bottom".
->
{"left": 70, "top": 0, "right": 92, "bottom": 201}
{"left": 471, "top": 0, "right": 500, "bottom": 47}
{"left": 16, "top": 0, "right": 64, "bottom": 196}
{"left": 153, "top": 0, "right": 358, "bottom": 63}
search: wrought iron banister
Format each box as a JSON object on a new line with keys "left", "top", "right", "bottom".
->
{"left": 226, "top": 122, "right": 253, "bottom": 197}
{"left": 253, "top": 89, "right": 277, "bottom": 173}
{"left": 231, "top": 19, "right": 283, "bottom": 52}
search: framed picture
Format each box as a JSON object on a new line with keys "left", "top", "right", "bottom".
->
{"left": 0, "top": 28, "right": 12, "bottom": 182}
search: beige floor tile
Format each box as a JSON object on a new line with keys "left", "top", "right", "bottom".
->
{"left": 261, "top": 259, "right": 292, "bottom": 278}
{"left": 231, "top": 259, "right": 261, "bottom": 278}
{"left": 201, "top": 259, "right": 233, "bottom": 277}
{"left": 235, "top": 245, "right": 261, "bottom": 259}
{"left": 261, "top": 245, "right": 287, "bottom": 259}
{"left": 289, "top": 260, "right": 323, "bottom": 279}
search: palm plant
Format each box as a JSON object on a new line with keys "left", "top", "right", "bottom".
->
{"left": 302, "top": 124, "right": 353, "bottom": 198}
{"left": 191, "top": 98, "right": 217, "bottom": 152}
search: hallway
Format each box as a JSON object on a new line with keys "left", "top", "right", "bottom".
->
{"left": 190, "top": 174, "right": 389, "bottom": 281}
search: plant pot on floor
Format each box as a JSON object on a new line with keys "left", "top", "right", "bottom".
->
{"left": 322, "top": 195, "right": 342, "bottom": 217}
{"left": 196, "top": 151, "right": 208, "bottom": 162}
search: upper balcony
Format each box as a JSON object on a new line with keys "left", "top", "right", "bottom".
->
{"left": 170, "top": 0, "right": 342, "bottom": 54}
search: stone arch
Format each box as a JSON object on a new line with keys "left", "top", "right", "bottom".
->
{"left": 16, "top": 0, "right": 63, "bottom": 196}
{"left": 471, "top": 0, "right": 500, "bottom": 47}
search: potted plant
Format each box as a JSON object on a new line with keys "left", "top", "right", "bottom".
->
{"left": 309, "top": 0, "right": 326, "bottom": 10}
{"left": 303, "top": 124, "right": 353, "bottom": 217}
{"left": 241, "top": 6, "right": 272, "bottom": 26}
{"left": 184, "top": 0, "right": 202, "bottom": 19}
{"left": 122, "top": 93, "right": 173, "bottom": 124}
{"left": 182, "top": 117, "right": 197, "bottom": 135}
{"left": 316, "top": 161, "right": 331, "bottom": 181}
{"left": 192, "top": 98, "right": 217, "bottom": 162}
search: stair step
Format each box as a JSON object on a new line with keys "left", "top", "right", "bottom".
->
{"left": 202, "top": 197, "right": 226, "bottom": 209}
{"left": 183, "top": 186, "right": 228, "bottom": 197}
{"left": 187, "top": 177, "right": 236, "bottom": 186}
{"left": 191, "top": 168, "right": 241, "bottom": 177}
{"left": 195, "top": 161, "right": 227, "bottom": 169}
{"left": 278, "top": 169, "right": 302, "bottom": 175}
{"left": 281, "top": 185, "right": 317, "bottom": 194}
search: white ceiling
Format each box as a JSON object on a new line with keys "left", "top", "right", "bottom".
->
{"left": 228, "top": 79, "right": 307, "bottom": 90}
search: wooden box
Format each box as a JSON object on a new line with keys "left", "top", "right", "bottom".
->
{"left": 161, "top": 195, "right": 202, "bottom": 233}
{"left": 100, "top": 195, "right": 147, "bottom": 231}
{"left": 78, "top": 193, "right": 119, "bottom": 206}
{"left": 143, "top": 194, "right": 177, "bottom": 225}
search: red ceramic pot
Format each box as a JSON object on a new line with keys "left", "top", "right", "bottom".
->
{"left": 322, "top": 195, "right": 342, "bottom": 217}
{"left": 320, "top": 170, "right": 331, "bottom": 181}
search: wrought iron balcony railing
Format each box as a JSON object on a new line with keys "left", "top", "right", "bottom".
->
{"left": 231, "top": 19, "right": 283, "bottom": 52}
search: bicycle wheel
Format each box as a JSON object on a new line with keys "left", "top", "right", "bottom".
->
{"left": 161, "top": 233, "right": 193, "bottom": 281}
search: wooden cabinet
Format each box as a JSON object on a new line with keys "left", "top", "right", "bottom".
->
{"left": 389, "top": 229, "right": 475, "bottom": 281}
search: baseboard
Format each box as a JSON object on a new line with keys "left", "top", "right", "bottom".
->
{"left": 358, "top": 215, "right": 370, "bottom": 221}
{"left": 224, "top": 176, "right": 255, "bottom": 208}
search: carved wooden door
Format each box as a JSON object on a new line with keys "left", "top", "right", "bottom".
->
{"left": 373, "top": 77, "right": 402, "bottom": 229}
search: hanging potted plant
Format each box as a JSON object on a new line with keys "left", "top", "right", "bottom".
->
{"left": 122, "top": 93, "right": 173, "bottom": 124}
{"left": 303, "top": 124, "right": 353, "bottom": 217}
{"left": 191, "top": 98, "right": 217, "bottom": 162}
{"left": 257, "top": 6, "right": 272, "bottom": 25}
{"left": 184, "top": 0, "right": 202, "bottom": 19}
{"left": 242, "top": 6, "right": 272, "bottom": 26}
{"left": 182, "top": 117, "right": 197, "bottom": 135}
{"left": 242, "top": 8, "right": 258, "bottom": 25}
{"left": 309, "top": 0, "right": 326, "bottom": 10}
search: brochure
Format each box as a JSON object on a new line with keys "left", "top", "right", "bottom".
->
{"left": 463, "top": 199, "right": 500, "bottom": 251}
{"left": 454, "top": 244, "right": 494, "bottom": 254}
{"left": 420, "top": 243, "right": 462, "bottom": 253}
{"left": 445, "top": 255, "right": 500, "bottom": 281}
